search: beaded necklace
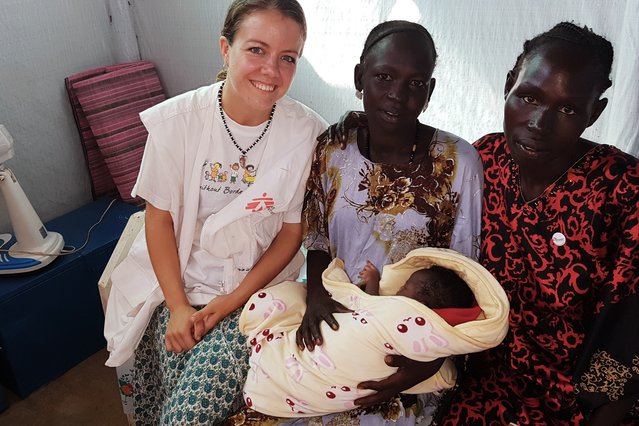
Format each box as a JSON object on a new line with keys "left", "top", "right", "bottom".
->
{"left": 217, "top": 81, "right": 276, "bottom": 163}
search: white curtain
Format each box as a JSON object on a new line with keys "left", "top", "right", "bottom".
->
{"left": 292, "top": 0, "right": 639, "bottom": 156}
{"left": 131, "top": 0, "right": 639, "bottom": 156}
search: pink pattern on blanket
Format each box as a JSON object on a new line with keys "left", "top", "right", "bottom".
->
{"left": 395, "top": 316, "right": 449, "bottom": 353}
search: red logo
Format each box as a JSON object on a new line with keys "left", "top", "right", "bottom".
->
{"left": 245, "top": 193, "right": 275, "bottom": 212}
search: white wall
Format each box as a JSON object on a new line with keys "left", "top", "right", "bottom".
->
{"left": 2, "top": 0, "right": 638, "bottom": 233}
{"left": 0, "top": 0, "right": 118, "bottom": 232}
{"left": 132, "top": 0, "right": 230, "bottom": 97}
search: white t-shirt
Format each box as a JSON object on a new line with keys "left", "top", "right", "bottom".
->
{"left": 184, "top": 108, "right": 277, "bottom": 298}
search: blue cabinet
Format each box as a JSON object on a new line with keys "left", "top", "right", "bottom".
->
{"left": 0, "top": 199, "right": 141, "bottom": 398}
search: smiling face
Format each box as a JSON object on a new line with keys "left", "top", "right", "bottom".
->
{"left": 220, "top": 9, "right": 304, "bottom": 125}
{"left": 355, "top": 32, "right": 435, "bottom": 133}
{"left": 503, "top": 45, "right": 607, "bottom": 170}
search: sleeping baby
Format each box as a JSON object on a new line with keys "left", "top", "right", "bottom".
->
{"left": 239, "top": 247, "right": 509, "bottom": 417}
{"left": 359, "top": 260, "right": 481, "bottom": 326}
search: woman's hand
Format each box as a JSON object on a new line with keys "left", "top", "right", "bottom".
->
{"left": 165, "top": 304, "right": 197, "bottom": 353}
{"left": 298, "top": 249, "right": 352, "bottom": 350}
{"left": 146, "top": 203, "right": 197, "bottom": 353}
{"left": 190, "top": 294, "right": 235, "bottom": 341}
{"left": 318, "top": 111, "right": 368, "bottom": 149}
{"left": 295, "top": 291, "right": 352, "bottom": 351}
{"left": 354, "top": 355, "right": 445, "bottom": 407}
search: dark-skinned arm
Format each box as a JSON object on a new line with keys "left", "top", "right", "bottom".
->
{"left": 295, "top": 249, "right": 351, "bottom": 351}
{"left": 320, "top": 111, "right": 367, "bottom": 149}
{"left": 355, "top": 356, "right": 445, "bottom": 407}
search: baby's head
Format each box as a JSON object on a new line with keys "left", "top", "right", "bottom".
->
{"left": 396, "top": 265, "right": 474, "bottom": 309}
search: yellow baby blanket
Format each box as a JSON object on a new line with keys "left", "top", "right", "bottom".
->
{"left": 239, "top": 247, "right": 509, "bottom": 417}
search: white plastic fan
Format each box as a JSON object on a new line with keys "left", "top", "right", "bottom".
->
{"left": 0, "top": 125, "right": 64, "bottom": 274}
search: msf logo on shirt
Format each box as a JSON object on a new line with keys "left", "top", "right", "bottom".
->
{"left": 245, "top": 193, "right": 275, "bottom": 213}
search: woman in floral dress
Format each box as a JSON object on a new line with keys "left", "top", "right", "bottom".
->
{"left": 297, "top": 20, "right": 483, "bottom": 425}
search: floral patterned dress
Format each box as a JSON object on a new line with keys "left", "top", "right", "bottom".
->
{"left": 291, "top": 127, "right": 482, "bottom": 425}
{"left": 303, "top": 128, "right": 483, "bottom": 282}
{"left": 442, "top": 133, "right": 639, "bottom": 425}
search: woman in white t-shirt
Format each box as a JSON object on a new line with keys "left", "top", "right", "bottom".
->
{"left": 103, "top": 1, "right": 327, "bottom": 424}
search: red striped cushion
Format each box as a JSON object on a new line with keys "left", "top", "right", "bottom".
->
{"left": 66, "top": 61, "right": 166, "bottom": 204}
{"left": 66, "top": 68, "right": 119, "bottom": 199}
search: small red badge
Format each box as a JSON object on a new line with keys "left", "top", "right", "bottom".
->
{"left": 245, "top": 193, "right": 275, "bottom": 212}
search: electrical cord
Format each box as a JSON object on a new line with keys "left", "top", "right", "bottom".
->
{"left": 0, "top": 199, "right": 118, "bottom": 257}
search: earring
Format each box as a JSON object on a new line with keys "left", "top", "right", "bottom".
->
{"left": 355, "top": 90, "right": 363, "bottom": 100}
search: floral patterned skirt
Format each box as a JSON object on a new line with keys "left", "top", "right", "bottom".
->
{"left": 222, "top": 393, "right": 443, "bottom": 426}
{"left": 132, "top": 304, "right": 249, "bottom": 425}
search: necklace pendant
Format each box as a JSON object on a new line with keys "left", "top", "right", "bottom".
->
{"left": 218, "top": 81, "right": 276, "bottom": 166}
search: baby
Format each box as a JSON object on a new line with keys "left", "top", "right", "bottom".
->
{"left": 358, "top": 261, "right": 480, "bottom": 328}
{"left": 360, "top": 261, "right": 476, "bottom": 316}
{"left": 239, "top": 249, "right": 509, "bottom": 418}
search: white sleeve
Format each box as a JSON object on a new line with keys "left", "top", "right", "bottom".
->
{"left": 133, "top": 130, "right": 184, "bottom": 212}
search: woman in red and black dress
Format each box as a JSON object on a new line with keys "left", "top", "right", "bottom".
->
{"left": 442, "top": 22, "right": 639, "bottom": 425}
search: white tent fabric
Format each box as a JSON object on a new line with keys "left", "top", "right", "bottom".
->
{"left": 130, "top": 0, "right": 638, "bottom": 156}
{"left": 295, "top": 0, "right": 639, "bottom": 155}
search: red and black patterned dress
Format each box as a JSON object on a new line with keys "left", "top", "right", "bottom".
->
{"left": 442, "top": 133, "right": 639, "bottom": 425}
